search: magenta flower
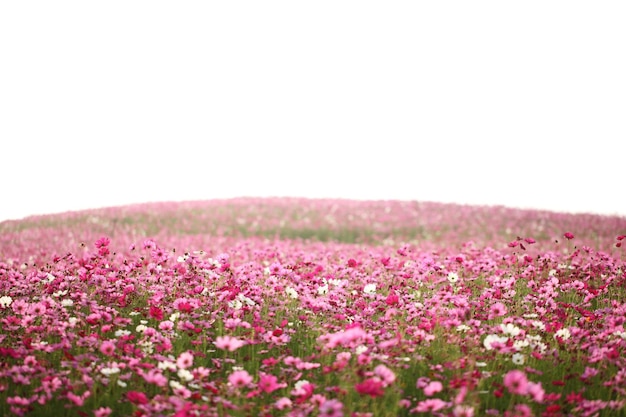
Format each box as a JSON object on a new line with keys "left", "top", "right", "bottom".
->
{"left": 564, "top": 232, "right": 575, "bottom": 240}
{"left": 258, "top": 372, "right": 286, "bottom": 393}
{"left": 355, "top": 378, "right": 385, "bottom": 397}
{"left": 503, "top": 370, "right": 528, "bottom": 395}
{"left": 126, "top": 390, "right": 149, "bottom": 405}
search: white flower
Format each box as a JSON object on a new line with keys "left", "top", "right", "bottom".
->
{"left": 228, "top": 299, "right": 243, "bottom": 310}
{"left": 136, "top": 325, "right": 147, "bottom": 333}
{"left": 554, "top": 328, "right": 571, "bottom": 340}
{"left": 114, "top": 329, "right": 131, "bottom": 338}
{"left": 158, "top": 360, "right": 177, "bottom": 372}
{"left": 447, "top": 272, "right": 459, "bottom": 284}
{"left": 61, "top": 299, "right": 74, "bottom": 307}
{"left": 526, "top": 336, "right": 547, "bottom": 353}
{"left": 139, "top": 341, "right": 154, "bottom": 354}
{"left": 500, "top": 323, "right": 521, "bottom": 337}
{"left": 363, "top": 284, "right": 377, "bottom": 294}
{"left": 513, "top": 339, "right": 529, "bottom": 351}
{"left": 238, "top": 293, "right": 256, "bottom": 306}
{"left": 285, "top": 287, "right": 298, "bottom": 299}
{"left": 531, "top": 321, "right": 546, "bottom": 331}
{"left": 317, "top": 285, "right": 328, "bottom": 295}
{"left": 456, "top": 324, "right": 471, "bottom": 332}
{"left": 355, "top": 345, "right": 368, "bottom": 355}
{"left": 170, "top": 380, "right": 184, "bottom": 390}
{"left": 170, "top": 312, "right": 180, "bottom": 322}
{"left": 483, "top": 334, "right": 508, "bottom": 350}
{"left": 613, "top": 331, "right": 626, "bottom": 340}
{"left": 100, "top": 367, "right": 120, "bottom": 376}
{"left": 0, "top": 296, "right": 13, "bottom": 308}
{"left": 294, "top": 380, "right": 310, "bottom": 392}
{"left": 117, "top": 380, "right": 127, "bottom": 387}
{"left": 512, "top": 353, "right": 525, "bottom": 365}
{"left": 177, "top": 368, "right": 193, "bottom": 382}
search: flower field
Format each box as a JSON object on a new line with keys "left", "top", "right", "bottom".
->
{"left": 1, "top": 198, "right": 625, "bottom": 417}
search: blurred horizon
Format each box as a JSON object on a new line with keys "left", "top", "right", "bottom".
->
{"left": 1, "top": 1, "right": 624, "bottom": 222}
{"left": 2, "top": 196, "right": 624, "bottom": 224}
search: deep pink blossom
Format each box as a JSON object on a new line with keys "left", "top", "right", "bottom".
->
{"left": 258, "top": 372, "right": 286, "bottom": 393}
{"left": 126, "top": 391, "right": 149, "bottom": 405}
{"left": 355, "top": 378, "right": 385, "bottom": 397}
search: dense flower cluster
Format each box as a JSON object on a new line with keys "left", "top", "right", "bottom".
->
{"left": 0, "top": 198, "right": 625, "bottom": 416}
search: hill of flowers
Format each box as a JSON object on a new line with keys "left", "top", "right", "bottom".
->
{"left": 1, "top": 198, "right": 625, "bottom": 417}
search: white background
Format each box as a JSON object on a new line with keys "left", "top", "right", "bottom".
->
{"left": 1, "top": 1, "right": 624, "bottom": 222}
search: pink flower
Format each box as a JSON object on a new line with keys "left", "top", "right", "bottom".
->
{"left": 413, "top": 399, "right": 448, "bottom": 413}
{"left": 355, "top": 378, "right": 385, "bottom": 397}
{"left": 159, "top": 320, "right": 175, "bottom": 331}
{"left": 228, "top": 370, "right": 253, "bottom": 388}
{"left": 513, "top": 404, "right": 532, "bottom": 417}
{"left": 374, "top": 364, "right": 396, "bottom": 386}
{"left": 67, "top": 390, "right": 90, "bottom": 406}
{"left": 176, "top": 351, "right": 194, "bottom": 369}
{"left": 28, "top": 302, "right": 46, "bottom": 316}
{"left": 423, "top": 380, "right": 443, "bottom": 396}
{"left": 319, "top": 398, "right": 344, "bottom": 417}
{"left": 453, "top": 405, "right": 474, "bottom": 417}
{"left": 94, "top": 407, "right": 112, "bottom": 417}
{"left": 275, "top": 397, "right": 293, "bottom": 410}
{"left": 214, "top": 335, "right": 246, "bottom": 352}
{"left": 564, "top": 232, "right": 574, "bottom": 240}
{"left": 320, "top": 326, "right": 370, "bottom": 349}
{"left": 99, "top": 340, "right": 115, "bottom": 356}
{"left": 488, "top": 302, "right": 507, "bottom": 319}
{"left": 141, "top": 369, "right": 168, "bottom": 387}
{"left": 527, "top": 381, "right": 544, "bottom": 403}
{"left": 503, "top": 370, "right": 528, "bottom": 395}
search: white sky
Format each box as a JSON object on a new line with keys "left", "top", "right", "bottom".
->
{"left": 1, "top": 1, "right": 625, "bottom": 222}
